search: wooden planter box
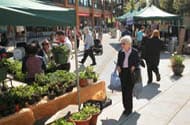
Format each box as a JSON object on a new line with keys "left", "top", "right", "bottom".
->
{"left": 0, "top": 109, "right": 35, "bottom": 125}
{"left": 0, "top": 81, "right": 106, "bottom": 124}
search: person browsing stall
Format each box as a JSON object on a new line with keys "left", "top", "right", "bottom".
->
{"left": 55, "top": 31, "right": 72, "bottom": 71}
{"left": 22, "top": 43, "right": 46, "bottom": 84}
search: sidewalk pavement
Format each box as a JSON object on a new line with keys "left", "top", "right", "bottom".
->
{"left": 96, "top": 50, "right": 190, "bottom": 125}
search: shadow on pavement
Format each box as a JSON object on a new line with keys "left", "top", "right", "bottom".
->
{"left": 101, "top": 119, "right": 118, "bottom": 125}
{"left": 138, "top": 83, "right": 161, "bottom": 100}
{"left": 170, "top": 75, "right": 182, "bottom": 82}
{"left": 109, "top": 43, "right": 120, "bottom": 51}
{"left": 101, "top": 111, "right": 140, "bottom": 125}
{"left": 120, "top": 112, "right": 141, "bottom": 125}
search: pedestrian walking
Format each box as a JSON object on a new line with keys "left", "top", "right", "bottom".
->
{"left": 79, "top": 27, "right": 96, "bottom": 66}
{"left": 144, "top": 29, "right": 163, "bottom": 84}
{"left": 136, "top": 26, "right": 145, "bottom": 50}
{"left": 121, "top": 25, "right": 132, "bottom": 38}
{"left": 116, "top": 35, "right": 140, "bottom": 116}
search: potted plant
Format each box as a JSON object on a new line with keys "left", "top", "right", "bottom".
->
{"left": 82, "top": 104, "right": 101, "bottom": 125}
{"left": 52, "top": 45, "right": 70, "bottom": 64}
{"left": 50, "top": 118, "right": 75, "bottom": 125}
{"left": 171, "top": 54, "right": 185, "bottom": 76}
{"left": 79, "top": 72, "right": 88, "bottom": 87}
{"left": 85, "top": 66, "right": 98, "bottom": 85}
{"left": 69, "top": 111, "right": 92, "bottom": 125}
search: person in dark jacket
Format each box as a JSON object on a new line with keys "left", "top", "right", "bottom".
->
{"left": 22, "top": 43, "right": 46, "bottom": 84}
{"left": 116, "top": 35, "right": 140, "bottom": 116}
{"left": 144, "top": 29, "right": 163, "bottom": 84}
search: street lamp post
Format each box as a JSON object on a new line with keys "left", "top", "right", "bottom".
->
{"left": 75, "top": 0, "right": 81, "bottom": 112}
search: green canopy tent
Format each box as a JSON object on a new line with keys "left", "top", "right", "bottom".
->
{"left": 0, "top": 0, "right": 76, "bottom": 26}
{"left": 134, "top": 5, "right": 180, "bottom": 20}
{"left": 0, "top": 0, "right": 82, "bottom": 111}
{"left": 117, "top": 10, "right": 138, "bottom": 21}
{"left": 0, "top": 6, "right": 74, "bottom": 26}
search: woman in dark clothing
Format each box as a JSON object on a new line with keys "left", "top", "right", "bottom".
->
{"left": 22, "top": 43, "right": 46, "bottom": 84}
{"left": 144, "top": 29, "right": 163, "bottom": 84}
{"left": 141, "top": 29, "right": 152, "bottom": 59}
{"left": 117, "top": 35, "right": 140, "bottom": 116}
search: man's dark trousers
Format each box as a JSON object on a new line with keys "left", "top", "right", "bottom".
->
{"left": 81, "top": 48, "right": 96, "bottom": 64}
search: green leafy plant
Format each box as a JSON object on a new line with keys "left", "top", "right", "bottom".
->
{"left": 79, "top": 66, "right": 99, "bottom": 80}
{"left": 6, "top": 59, "right": 22, "bottom": 74}
{"left": 35, "top": 73, "right": 50, "bottom": 86}
{"left": 46, "top": 61, "right": 57, "bottom": 73}
{"left": 171, "top": 54, "right": 184, "bottom": 66}
{"left": 52, "top": 45, "right": 70, "bottom": 54}
{"left": 70, "top": 111, "right": 91, "bottom": 121}
{"left": 82, "top": 104, "right": 100, "bottom": 115}
{"left": 52, "top": 45, "right": 70, "bottom": 64}
{"left": 0, "top": 58, "right": 9, "bottom": 68}
{"left": 79, "top": 71, "right": 88, "bottom": 79}
{"left": 14, "top": 71, "right": 26, "bottom": 82}
{"left": 51, "top": 119, "right": 74, "bottom": 125}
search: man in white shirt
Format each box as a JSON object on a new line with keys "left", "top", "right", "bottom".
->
{"left": 55, "top": 31, "right": 72, "bottom": 71}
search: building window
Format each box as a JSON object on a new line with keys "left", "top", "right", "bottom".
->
{"left": 68, "top": 0, "right": 75, "bottom": 4}
{"left": 79, "top": 0, "right": 92, "bottom": 7}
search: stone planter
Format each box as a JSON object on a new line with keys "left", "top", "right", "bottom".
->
{"left": 172, "top": 64, "right": 185, "bottom": 76}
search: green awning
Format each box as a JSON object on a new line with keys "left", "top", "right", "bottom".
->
{"left": 117, "top": 10, "right": 138, "bottom": 21}
{"left": 0, "top": 0, "right": 76, "bottom": 26}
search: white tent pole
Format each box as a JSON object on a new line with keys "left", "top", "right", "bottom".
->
{"left": 74, "top": 27, "right": 81, "bottom": 111}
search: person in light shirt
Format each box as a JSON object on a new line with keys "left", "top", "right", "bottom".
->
{"left": 116, "top": 35, "right": 140, "bottom": 116}
{"left": 55, "top": 31, "right": 72, "bottom": 71}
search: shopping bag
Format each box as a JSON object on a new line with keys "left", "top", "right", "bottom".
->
{"left": 133, "top": 69, "right": 143, "bottom": 99}
{"left": 109, "top": 71, "right": 121, "bottom": 91}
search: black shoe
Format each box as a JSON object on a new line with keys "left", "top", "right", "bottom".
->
{"left": 147, "top": 80, "right": 152, "bottom": 84}
{"left": 90, "top": 63, "right": 96, "bottom": 66}
{"left": 123, "top": 110, "right": 132, "bottom": 116}
{"left": 156, "top": 73, "right": 161, "bottom": 81}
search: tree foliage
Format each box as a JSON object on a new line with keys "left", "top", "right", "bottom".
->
{"left": 123, "top": 0, "right": 146, "bottom": 13}
{"left": 159, "top": 0, "right": 190, "bottom": 15}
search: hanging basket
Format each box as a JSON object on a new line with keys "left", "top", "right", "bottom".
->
{"left": 0, "top": 67, "right": 7, "bottom": 82}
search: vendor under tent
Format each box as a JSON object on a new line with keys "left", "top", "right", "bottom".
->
{"left": 0, "top": 0, "right": 82, "bottom": 111}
